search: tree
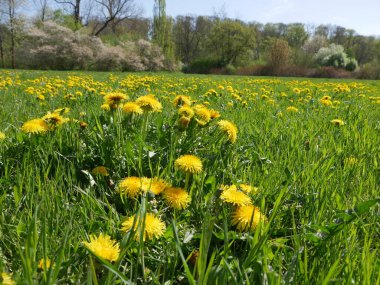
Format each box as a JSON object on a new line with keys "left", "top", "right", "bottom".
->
{"left": 0, "top": 0, "right": 24, "bottom": 68}
{"left": 33, "top": 0, "right": 50, "bottom": 22}
{"left": 267, "top": 38, "right": 290, "bottom": 68}
{"left": 89, "top": 0, "right": 138, "bottom": 36}
{"left": 285, "top": 23, "right": 308, "bottom": 48}
{"left": 208, "top": 19, "right": 255, "bottom": 65}
{"left": 173, "top": 15, "right": 210, "bottom": 64}
{"left": 152, "top": 0, "right": 174, "bottom": 61}
{"left": 54, "top": 0, "right": 81, "bottom": 28}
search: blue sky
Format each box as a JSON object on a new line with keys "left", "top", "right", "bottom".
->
{"left": 140, "top": 0, "right": 380, "bottom": 36}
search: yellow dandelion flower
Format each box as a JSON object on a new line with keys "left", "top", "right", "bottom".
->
{"left": 238, "top": 184, "right": 259, "bottom": 194}
{"left": 232, "top": 205, "right": 266, "bottom": 232}
{"left": 1, "top": 272, "right": 15, "bottom": 285}
{"left": 149, "top": 178, "right": 171, "bottom": 195}
{"left": 175, "top": 154, "right": 203, "bottom": 174}
{"left": 38, "top": 258, "right": 52, "bottom": 270}
{"left": 54, "top": 107, "right": 70, "bottom": 114}
{"left": 286, "top": 106, "right": 299, "bottom": 113}
{"left": 136, "top": 94, "right": 162, "bottom": 112}
{"left": 42, "top": 112, "right": 69, "bottom": 126}
{"left": 320, "top": 99, "right": 333, "bottom": 106}
{"left": 91, "top": 166, "right": 109, "bottom": 176}
{"left": 178, "top": 116, "right": 191, "bottom": 129}
{"left": 83, "top": 233, "right": 120, "bottom": 262}
{"left": 173, "top": 95, "right": 192, "bottom": 107}
{"left": 331, "top": 119, "right": 345, "bottom": 126}
{"left": 209, "top": 109, "right": 221, "bottom": 119}
{"left": 220, "top": 189, "right": 251, "bottom": 206}
{"left": 195, "top": 108, "right": 211, "bottom": 126}
{"left": 162, "top": 187, "right": 191, "bottom": 210}
{"left": 220, "top": 184, "right": 237, "bottom": 192}
{"left": 178, "top": 106, "right": 194, "bottom": 118}
{"left": 37, "top": 94, "right": 45, "bottom": 101}
{"left": 217, "top": 120, "right": 238, "bottom": 143}
{"left": 101, "top": 103, "right": 111, "bottom": 111}
{"left": 0, "top": 131, "right": 5, "bottom": 140}
{"left": 21, "top": 119, "right": 49, "bottom": 134}
{"left": 104, "top": 92, "right": 128, "bottom": 105}
{"left": 121, "top": 213, "right": 166, "bottom": 241}
{"left": 123, "top": 102, "right": 143, "bottom": 115}
{"left": 117, "top": 177, "right": 142, "bottom": 198}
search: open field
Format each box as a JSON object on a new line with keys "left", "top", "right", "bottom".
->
{"left": 0, "top": 70, "right": 379, "bottom": 284}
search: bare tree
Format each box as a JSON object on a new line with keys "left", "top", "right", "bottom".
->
{"left": 0, "top": 0, "right": 24, "bottom": 68}
{"left": 54, "top": 0, "right": 81, "bottom": 27}
{"left": 33, "top": 0, "right": 50, "bottom": 21}
{"left": 0, "top": 24, "right": 5, "bottom": 67}
{"left": 91, "top": 0, "right": 139, "bottom": 36}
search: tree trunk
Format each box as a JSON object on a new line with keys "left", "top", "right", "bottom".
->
{"left": 9, "top": 0, "right": 15, "bottom": 69}
{"left": 0, "top": 32, "right": 4, "bottom": 68}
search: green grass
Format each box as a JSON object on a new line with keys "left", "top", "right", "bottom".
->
{"left": 0, "top": 70, "right": 379, "bottom": 284}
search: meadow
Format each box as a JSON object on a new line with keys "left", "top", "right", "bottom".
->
{"left": 0, "top": 70, "right": 379, "bottom": 284}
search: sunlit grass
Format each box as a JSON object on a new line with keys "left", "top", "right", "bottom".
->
{"left": 0, "top": 70, "right": 379, "bottom": 284}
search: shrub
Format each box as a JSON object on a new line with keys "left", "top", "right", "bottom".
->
{"left": 17, "top": 22, "right": 167, "bottom": 72}
{"left": 184, "top": 58, "right": 223, "bottom": 74}
{"left": 315, "top": 44, "right": 358, "bottom": 71}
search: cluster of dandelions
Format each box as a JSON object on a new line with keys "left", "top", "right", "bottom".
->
{"left": 220, "top": 184, "right": 266, "bottom": 232}
{"left": 82, "top": 154, "right": 203, "bottom": 261}
{"left": 173, "top": 95, "right": 238, "bottom": 143}
{"left": 21, "top": 108, "right": 70, "bottom": 134}
{"left": 101, "top": 92, "right": 162, "bottom": 114}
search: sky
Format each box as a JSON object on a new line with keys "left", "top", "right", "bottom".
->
{"left": 140, "top": 0, "right": 380, "bottom": 36}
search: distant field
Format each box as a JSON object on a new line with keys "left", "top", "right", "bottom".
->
{"left": 0, "top": 70, "right": 379, "bottom": 284}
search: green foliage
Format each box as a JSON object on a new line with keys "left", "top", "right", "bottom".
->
{"left": 208, "top": 19, "right": 256, "bottom": 66}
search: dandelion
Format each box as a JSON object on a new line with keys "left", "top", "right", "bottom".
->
{"left": 217, "top": 120, "right": 238, "bottom": 143}
{"left": 101, "top": 103, "right": 111, "bottom": 111}
{"left": 136, "top": 94, "right": 162, "bottom": 112}
{"left": 82, "top": 233, "right": 120, "bottom": 262}
{"left": 238, "top": 184, "right": 259, "bottom": 194}
{"left": 173, "top": 95, "right": 192, "bottom": 107}
{"left": 0, "top": 131, "right": 5, "bottom": 140}
{"left": 149, "top": 178, "right": 171, "bottom": 195}
{"left": 209, "top": 109, "right": 221, "bottom": 119}
{"left": 220, "top": 189, "right": 251, "bottom": 206}
{"left": 162, "top": 187, "right": 191, "bottom": 210}
{"left": 79, "top": 121, "right": 88, "bottom": 129}
{"left": 320, "top": 99, "right": 333, "bottom": 106}
{"left": 54, "top": 107, "right": 70, "bottom": 114}
{"left": 121, "top": 213, "right": 166, "bottom": 241}
{"left": 42, "top": 112, "right": 69, "bottom": 127}
{"left": 104, "top": 92, "right": 128, "bottom": 106}
{"left": 178, "top": 105, "right": 194, "bottom": 118}
{"left": 1, "top": 272, "right": 15, "bottom": 285}
{"left": 175, "top": 155, "right": 203, "bottom": 174}
{"left": 117, "top": 177, "right": 142, "bottom": 198}
{"left": 232, "top": 205, "right": 266, "bottom": 232}
{"left": 91, "top": 166, "right": 109, "bottom": 176}
{"left": 331, "top": 119, "right": 345, "bottom": 126}
{"left": 178, "top": 116, "right": 191, "bottom": 129}
{"left": 194, "top": 107, "right": 211, "bottom": 126}
{"left": 123, "top": 102, "right": 143, "bottom": 115}
{"left": 286, "top": 106, "right": 299, "bottom": 113}
{"left": 21, "top": 119, "right": 49, "bottom": 134}
{"left": 38, "top": 258, "right": 52, "bottom": 270}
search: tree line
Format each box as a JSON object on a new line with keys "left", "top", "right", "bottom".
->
{"left": 0, "top": 0, "right": 379, "bottom": 78}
